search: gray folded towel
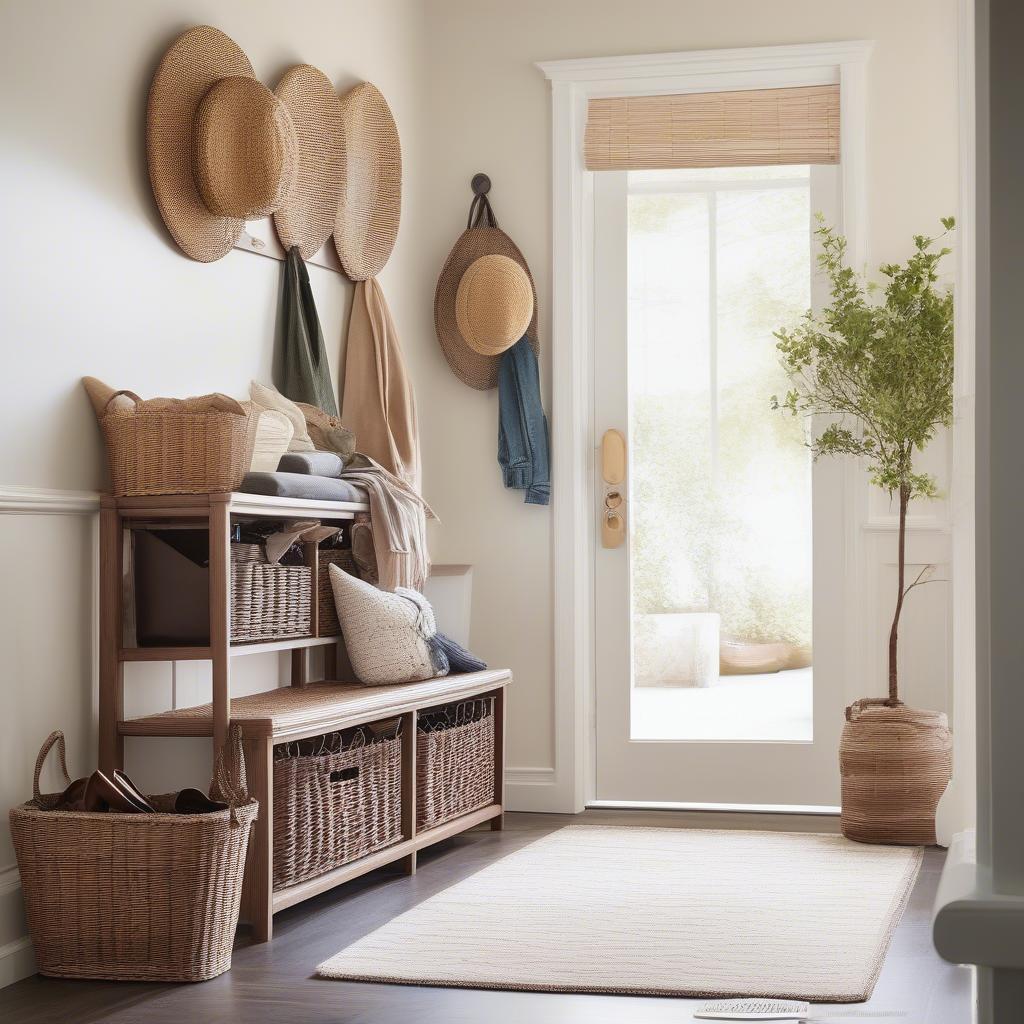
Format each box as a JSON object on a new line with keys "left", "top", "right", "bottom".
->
{"left": 240, "top": 472, "right": 365, "bottom": 503}
{"left": 277, "top": 451, "right": 346, "bottom": 477}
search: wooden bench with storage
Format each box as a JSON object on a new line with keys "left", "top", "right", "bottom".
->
{"left": 99, "top": 492, "right": 509, "bottom": 942}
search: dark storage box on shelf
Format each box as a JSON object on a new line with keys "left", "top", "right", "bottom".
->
{"left": 132, "top": 530, "right": 312, "bottom": 645}
{"left": 272, "top": 721, "right": 403, "bottom": 889}
{"left": 417, "top": 697, "right": 495, "bottom": 831}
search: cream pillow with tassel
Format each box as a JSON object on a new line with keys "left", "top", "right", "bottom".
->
{"left": 328, "top": 563, "right": 445, "bottom": 685}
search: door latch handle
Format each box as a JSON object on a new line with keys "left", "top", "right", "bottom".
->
{"left": 601, "top": 432, "right": 626, "bottom": 549}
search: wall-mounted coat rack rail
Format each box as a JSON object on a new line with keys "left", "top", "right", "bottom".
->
{"left": 234, "top": 219, "right": 345, "bottom": 275}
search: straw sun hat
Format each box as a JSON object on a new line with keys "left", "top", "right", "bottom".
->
{"left": 435, "top": 189, "right": 539, "bottom": 390}
{"left": 334, "top": 82, "right": 402, "bottom": 281}
{"left": 455, "top": 255, "right": 534, "bottom": 357}
{"left": 147, "top": 25, "right": 298, "bottom": 262}
{"left": 273, "top": 64, "right": 347, "bottom": 260}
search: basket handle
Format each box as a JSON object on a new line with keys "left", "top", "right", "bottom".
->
{"left": 211, "top": 724, "right": 249, "bottom": 826}
{"left": 33, "top": 730, "right": 73, "bottom": 807}
{"left": 103, "top": 389, "right": 142, "bottom": 414}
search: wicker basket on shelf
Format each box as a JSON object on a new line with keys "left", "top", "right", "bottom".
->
{"left": 9, "top": 728, "right": 257, "bottom": 982}
{"left": 231, "top": 562, "right": 312, "bottom": 643}
{"left": 417, "top": 698, "right": 495, "bottom": 831}
{"left": 98, "top": 391, "right": 249, "bottom": 497}
{"left": 272, "top": 725, "right": 402, "bottom": 888}
{"left": 317, "top": 548, "right": 357, "bottom": 636}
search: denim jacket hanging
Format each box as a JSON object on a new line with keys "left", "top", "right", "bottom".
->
{"left": 497, "top": 336, "right": 550, "bottom": 506}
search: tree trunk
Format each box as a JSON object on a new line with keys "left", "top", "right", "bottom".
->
{"left": 887, "top": 483, "right": 910, "bottom": 705}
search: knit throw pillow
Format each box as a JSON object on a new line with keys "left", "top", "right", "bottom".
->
{"left": 249, "top": 381, "right": 315, "bottom": 452}
{"left": 328, "top": 564, "right": 447, "bottom": 685}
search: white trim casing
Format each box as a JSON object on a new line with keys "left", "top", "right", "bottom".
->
{"left": 537, "top": 41, "right": 873, "bottom": 814}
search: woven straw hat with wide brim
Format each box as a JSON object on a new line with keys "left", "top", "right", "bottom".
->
{"left": 455, "top": 254, "right": 535, "bottom": 357}
{"left": 147, "top": 25, "right": 298, "bottom": 263}
{"left": 334, "top": 82, "right": 402, "bottom": 281}
{"left": 273, "top": 65, "right": 346, "bottom": 260}
{"left": 435, "top": 213, "right": 539, "bottom": 390}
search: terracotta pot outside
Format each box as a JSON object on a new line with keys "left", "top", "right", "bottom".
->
{"left": 839, "top": 699, "right": 952, "bottom": 845}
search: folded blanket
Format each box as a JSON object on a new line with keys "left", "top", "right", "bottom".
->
{"left": 277, "top": 451, "right": 346, "bottom": 477}
{"left": 339, "top": 454, "right": 434, "bottom": 592}
{"left": 239, "top": 472, "right": 365, "bottom": 504}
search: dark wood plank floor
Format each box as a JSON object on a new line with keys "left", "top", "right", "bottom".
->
{"left": 1, "top": 812, "right": 972, "bottom": 1024}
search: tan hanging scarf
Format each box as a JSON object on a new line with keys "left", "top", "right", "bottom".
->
{"left": 341, "top": 278, "right": 422, "bottom": 494}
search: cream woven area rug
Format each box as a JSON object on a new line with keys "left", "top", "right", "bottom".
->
{"left": 317, "top": 825, "right": 921, "bottom": 1001}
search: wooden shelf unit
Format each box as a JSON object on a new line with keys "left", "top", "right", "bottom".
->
{"left": 99, "top": 492, "right": 511, "bottom": 943}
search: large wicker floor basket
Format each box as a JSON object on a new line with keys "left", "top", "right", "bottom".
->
{"left": 9, "top": 729, "right": 257, "bottom": 982}
{"left": 839, "top": 700, "right": 952, "bottom": 845}
{"left": 417, "top": 698, "right": 495, "bottom": 831}
{"left": 272, "top": 726, "right": 402, "bottom": 889}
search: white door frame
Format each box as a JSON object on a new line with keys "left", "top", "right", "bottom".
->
{"left": 536, "top": 41, "right": 873, "bottom": 814}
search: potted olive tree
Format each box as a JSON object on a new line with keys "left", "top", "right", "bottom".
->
{"left": 772, "top": 217, "right": 955, "bottom": 844}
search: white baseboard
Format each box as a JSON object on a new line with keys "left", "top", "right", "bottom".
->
{"left": 0, "top": 937, "right": 35, "bottom": 989}
{"left": 0, "top": 865, "right": 34, "bottom": 989}
{"left": 504, "top": 767, "right": 570, "bottom": 813}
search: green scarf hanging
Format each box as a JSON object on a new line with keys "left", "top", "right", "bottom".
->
{"left": 279, "top": 246, "right": 338, "bottom": 416}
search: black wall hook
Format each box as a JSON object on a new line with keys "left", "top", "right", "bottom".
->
{"left": 471, "top": 172, "right": 492, "bottom": 196}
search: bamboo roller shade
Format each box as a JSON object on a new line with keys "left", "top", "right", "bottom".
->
{"left": 584, "top": 84, "right": 840, "bottom": 171}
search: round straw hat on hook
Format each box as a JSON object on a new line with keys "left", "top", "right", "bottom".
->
{"left": 334, "top": 82, "right": 402, "bottom": 281}
{"left": 455, "top": 255, "right": 534, "bottom": 357}
{"left": 434, "top": 182, "right": 539, "bottom": 390}
{"left": 273, "top": 64, "right": 346, "bottom": 260}
{"left": 147, "top": 25, "right": 298, "bottom": 262}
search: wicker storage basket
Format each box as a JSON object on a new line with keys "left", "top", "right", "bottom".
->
{"left": 839, "top": 700, "right": 952, "bottom": 845}
{"left": 231, "top": 545, "right": 312, "bottom": 642}
{"left": 9, "top": 728, "right": 257, "bottom": 982}
{"left": 99, "top": 391, "right": 249, "bottom": 497}
{"left": 272, "top": 726, "right": 402, "bottom": 889}
{"left": 417, "top": 698, "right": 495, "bottom": 831}
{"left": 317, "top": 548, "right": 357, "bottom": 636}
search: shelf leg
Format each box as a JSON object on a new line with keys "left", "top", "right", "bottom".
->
{"left": 400, "top": 709, "right": 417, "bottom": 872}
{"left": 491, "top": 687, "right": 506, "bottom": 831}
{"left": 323, "top": 641, "right": 338, "bottom": 681}
{"left": 242, "top": 734, "right": 274, "bottom": 943}
{"left": 290, "top": 647, "right": 309, "bottom": 688}
{"left": 98, "top": 503, "right": 124, "bottom": 773}
{"left": 209, "top": 498, "right": 231, "bottom": 755}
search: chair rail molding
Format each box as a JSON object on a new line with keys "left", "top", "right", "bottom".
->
{"left": 537, "top": 41, "right": 872, "bottom": 814}
{"left": 0, "top": 485, "right": 100, "bottom": 516}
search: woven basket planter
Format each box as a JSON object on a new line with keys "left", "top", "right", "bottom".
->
{"left": 231, "top": 562, "right": 312, "bottom": 643}
{"left": 100, "top": 394, "right": 249, "bottom": 496}
{"left": 317, "top": 549, "right": 357, "bottom": 637}
{"left": 839, "top": 700, "right": 952, "bottom": 845}
{"left": 9, "top": 729, "right": 256, "bottom": 982}
{"left": 417, "top": 698, "right": 495, "bottom": 831}
{"left": 272, "top": 731, "right": 402, "bottom": 889}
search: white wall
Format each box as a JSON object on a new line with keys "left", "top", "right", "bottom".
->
{"left": 0, "top": 0, "right": 964, "bottom": 987}
{"left": 419, "top": 0, "right": 961, "bottom": 810}
{"left": 0, "top": 0, "right": 427, "bottom": 985}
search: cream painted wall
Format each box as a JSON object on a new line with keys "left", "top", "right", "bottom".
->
{"left": 0, "top": 0, "right": 963, "bottom": 986}
{"left": 418, "top": 0, "right": 961, "bottom": 801}
{"left": 0, "top": 0, "right": 427, "bottom": 985}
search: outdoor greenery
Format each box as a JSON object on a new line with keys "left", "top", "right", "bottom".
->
{"left": 772, "top": 217, "right": 955, "bottom": 704}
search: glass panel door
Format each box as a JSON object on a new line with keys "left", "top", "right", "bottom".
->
{"left": 627, "top": 168, "right": 813, "bottom": 742}
{"left": 592, "top": 164, "right": 846, "bottom": 808}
